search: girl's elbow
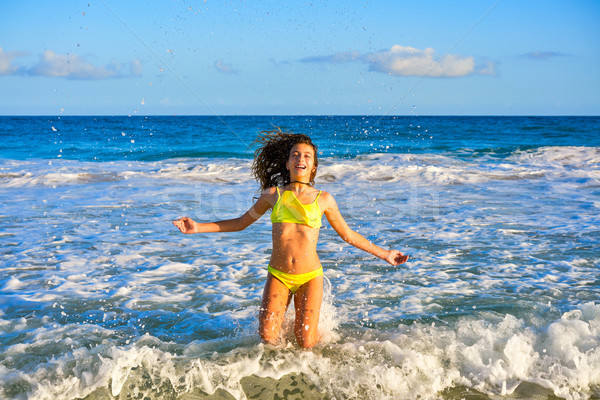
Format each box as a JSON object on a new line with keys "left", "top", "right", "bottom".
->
{"left": 233, "top": 218, "right": 252, "bottom": 232}
{"left": 340, "top": 231, "right": 356, "bottom": 244}
{"left": 217, "top": 219, "right": 246, "bottom": 232}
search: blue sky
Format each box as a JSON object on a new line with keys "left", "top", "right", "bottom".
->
{"left": 1, "top": 0, "right": 599, "bottom": 115}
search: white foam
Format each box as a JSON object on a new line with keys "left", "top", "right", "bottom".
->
{"left": 0, "top": 158, "right": 254, "bottom": 188}
{"left": 0, "top": 303, "right": 598, "bottom": 399}
{"left": 509, "top": 146, "right": 600, "bottom": 167}
{"left": 2, "top": 277, "right": 24, "bottom": 291}
{"left": 2, "top": 147, "right": 598, "bottom": 190}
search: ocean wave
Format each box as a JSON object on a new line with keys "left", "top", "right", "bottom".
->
{"left": 2, "top": 146, "right": 598, "bottom": 189}
{"left": 318, "top": 147, "right": 599, "bottom": 186}
{"left": 509, "top": 146, "right": 600, "bottom": 167}
{"left": 1, "top": 303, "right": 598, "bottom": 400}
{"left": 0, "top": 159, "right": 254, "bottom": 188}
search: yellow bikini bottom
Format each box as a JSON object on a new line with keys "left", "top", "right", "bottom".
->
{"left": 267, "top": 265, "right": 323, "bottom": 294}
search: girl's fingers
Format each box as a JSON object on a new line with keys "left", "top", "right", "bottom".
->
{"left": 395, "top": 253, "right": 409, "bottom": 265}
{"left": 172, "top": 219, "right": 186, "bottom": 232}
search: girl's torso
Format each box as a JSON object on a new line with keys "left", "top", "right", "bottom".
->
{"left": 268, "top": 186, "right": 324, "bottom": 274}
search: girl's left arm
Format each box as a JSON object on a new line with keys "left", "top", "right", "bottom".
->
{"left": 322, "top": 192, "right": 409, "bottom": 266}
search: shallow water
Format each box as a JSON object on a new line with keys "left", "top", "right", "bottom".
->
{"left": 1, "top": 116, "right": 599, "bottom": 399}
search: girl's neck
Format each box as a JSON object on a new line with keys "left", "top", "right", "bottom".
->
{"left": 287, "top": 180, "right": 313, "bottom": 193}
{"left": 289, "top": 180, "right": 311, "bottom": 186}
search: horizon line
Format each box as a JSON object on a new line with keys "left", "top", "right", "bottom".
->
{"left": 1, "top": 114, "right": 599, "bottom": 118}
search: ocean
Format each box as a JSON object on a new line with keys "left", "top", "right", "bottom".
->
{"left": 0, "top": 115, "right": 599, "bottom": 400}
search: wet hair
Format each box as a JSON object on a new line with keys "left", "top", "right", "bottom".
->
{"left": 252, "top": 127, "right": 319, "bottom": 191}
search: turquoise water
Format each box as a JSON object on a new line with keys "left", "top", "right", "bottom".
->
{"left": 1, "top": 116, "right": 599, "bottom": 399}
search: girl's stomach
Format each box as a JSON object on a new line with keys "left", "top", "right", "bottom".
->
{"left": 270, "top": 223, "right": 321, "bottom": 274}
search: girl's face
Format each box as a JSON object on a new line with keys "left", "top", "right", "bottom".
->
{"left": 287, "top": 143, "right": 316, "bottom": 181}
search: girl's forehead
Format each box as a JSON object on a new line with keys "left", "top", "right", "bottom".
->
{"left": 290, "top": 143, "right": 314, "bottom": 154}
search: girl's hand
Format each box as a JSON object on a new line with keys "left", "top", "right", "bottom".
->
{"left": 385, "top": 250, "right": 409, "bottom": 266}
{"left": 173, "top": 217, "right": 197, "bottom": 234}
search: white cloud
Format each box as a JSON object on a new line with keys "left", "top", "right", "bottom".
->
{"left": 0, "top": 48, "right": 142, "bottom": 80}
{"left": 130, "top": 59, "right": 143, "bottom": 76}
{"left": 0, "top": 47, "right": 28, "bottom": 75}
{"left": 29, "top": 50, "right": 142, "bottom": 80}
{"left": 476, "top": 60, "right": 497, "bottom": 76}
{"left": 367, "top": 45, "right": 475, "bottom": 77}
{"left": 301, "top": 45, "right": 496, "bottom": 78}
{"left": 214, "top": 59, "right": 238, "bottom": 74}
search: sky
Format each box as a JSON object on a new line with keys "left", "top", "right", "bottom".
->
{"left": 1, "top": 0, "right": 599, "bottom": 116}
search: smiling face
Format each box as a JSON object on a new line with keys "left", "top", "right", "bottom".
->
{"left": 286, "top": 142, "right": 317, "bottom": 183}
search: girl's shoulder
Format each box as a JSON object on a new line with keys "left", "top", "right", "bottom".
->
{"left": 316, "top": 188, "right": 332, "bottom": 199}
{"left": 257, "top": 187, "right": 280, "bottom": 208}
{"left": 263, "top": 186, "right": 279, "bottom": 195}
{"left": 262, "top": 186, "right": 280, "bottom": 201}
{"left": 316, "top": 189, "right": 336, "bottom": 209}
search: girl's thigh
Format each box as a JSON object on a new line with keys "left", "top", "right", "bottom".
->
{"left": 258, "top": 273, "right": 291, "bottom": 343}
{"left": 293, "top": 275, "right": 323, "bottom": 348}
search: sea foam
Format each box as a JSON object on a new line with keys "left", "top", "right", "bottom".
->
{"left": 2, "top": 304, "right": 598, "bottom": 399}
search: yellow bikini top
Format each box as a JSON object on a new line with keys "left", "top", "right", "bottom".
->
{"left": 270, "top": 187, "right": 322, "bottom": 229}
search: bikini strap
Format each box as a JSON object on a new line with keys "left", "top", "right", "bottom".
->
{"left": 315, "top": 190, "right": 322, "bottom": 200}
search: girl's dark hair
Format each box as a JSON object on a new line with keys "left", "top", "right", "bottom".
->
{"left": 252, "top": 128, "right": 318, "bottom": 191}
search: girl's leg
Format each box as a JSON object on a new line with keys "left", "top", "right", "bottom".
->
{"left": 259, "top": 273, "right": 291, "bottom": 345}
{"left": 293, "top": 275, "right": 323, "bottom": 349}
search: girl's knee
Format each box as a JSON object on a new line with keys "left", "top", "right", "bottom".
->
{"left": 296, "top": 334, "right": 319, "bottom": 349}
{"left": 259, "top": 308, "right": 284, "bottom": 345}
{"left": 259, "top": 319, "right": 282, "bottom": 345}
{"left": 295, "top": 323, "right": 319, "bottom": 349}
{"left": 259, "top": 329, "right": 279, "bottom": 345}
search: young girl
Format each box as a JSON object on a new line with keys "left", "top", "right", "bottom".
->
{"left": 173, "top": 129, "right": 409, "bottom": 349}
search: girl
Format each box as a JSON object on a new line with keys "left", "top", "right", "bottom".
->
{"left": 173, "top": 129, "right": 409, "bottom": 348}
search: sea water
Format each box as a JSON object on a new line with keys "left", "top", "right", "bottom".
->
{"left": 0, "top": 115, "right": 599, "bottom": 400}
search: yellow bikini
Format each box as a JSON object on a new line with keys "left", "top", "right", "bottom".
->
{"left": 270, "top": 187, "right": 322, "bottom": 228}
{"left": 267, "top": 265, "right": 323, "bottom": 293}
{"left": 268, "top": 187, "right": 323, "bottom": 293}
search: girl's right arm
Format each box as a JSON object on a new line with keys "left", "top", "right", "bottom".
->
{"left": 173, "top": 188, "right": 275, "bottom": 234}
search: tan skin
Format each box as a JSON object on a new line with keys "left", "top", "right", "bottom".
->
{"left": 173, "top": 143, "right": 409, "bottom": 348}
